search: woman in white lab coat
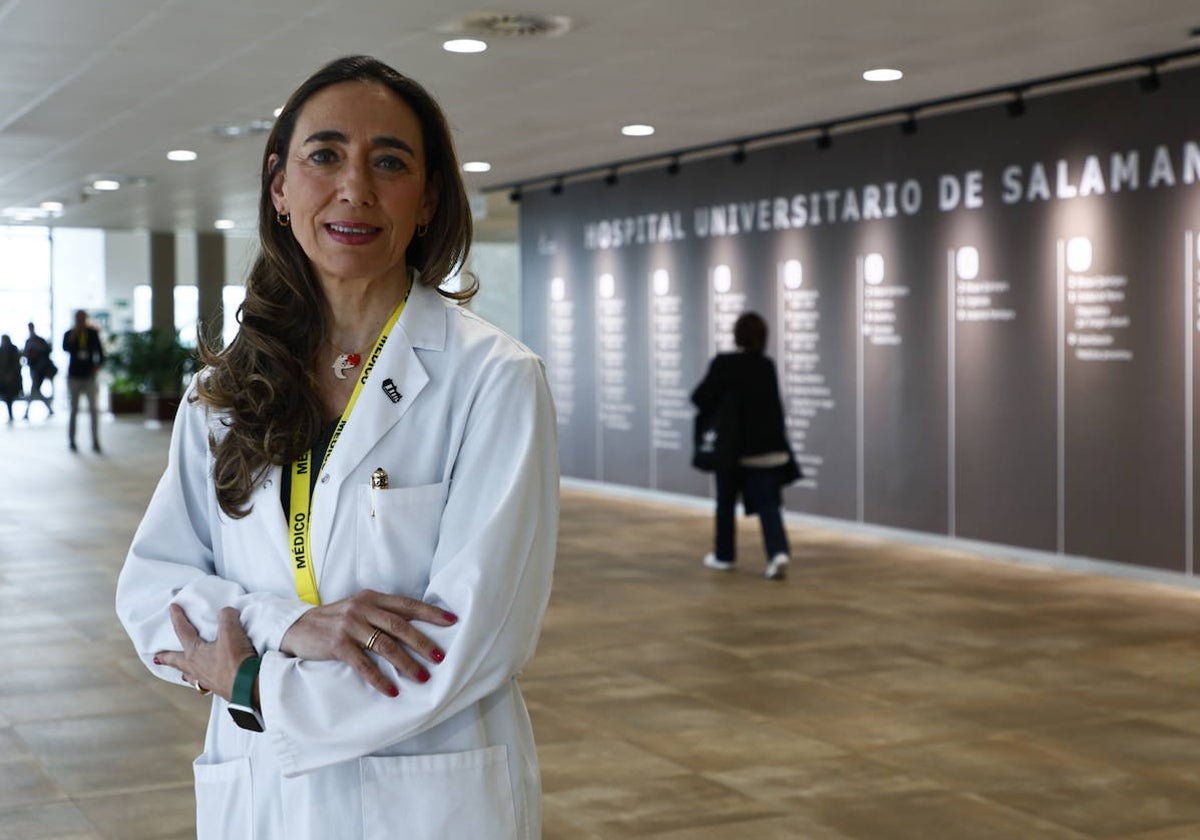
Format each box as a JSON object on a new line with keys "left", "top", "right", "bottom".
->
{"left": 115, "top": 56, "right": 558, "bottom": 840}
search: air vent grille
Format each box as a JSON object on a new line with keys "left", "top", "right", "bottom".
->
{"left": 452, "top": 12, "right": 571, "bottom": 38}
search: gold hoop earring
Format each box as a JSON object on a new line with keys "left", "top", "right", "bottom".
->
{"left": 276, "top": 211, "right": 290, "bottom": 227}
{"left": 415, "top": 223, "right": 428, "bottom": 238}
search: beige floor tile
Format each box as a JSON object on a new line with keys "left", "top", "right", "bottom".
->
{"left": 538, "top": 739, "right": 690, "bottom": 793}
{"left": 574, "top": 692, "right": 757, "bottom": 734}
{"left": 541, "top": 806, "right": 606, "bottom": 840}
{"left": 1108, "top": 824, "right": 1200, "bottom": 840}
{"left": 73, "top": 784, "right": 196, "bottom": 840}
{"left": 708, "top": 753, "right": 945, "bottom": 806}
{"left": 40, "top": 743, "right": 197, "bottom": 798}
{"left": 812, "top": 789, "right": 1090, "bottom": 840}
{"left": 643, "top": 815, "right": 861, "bottom": 840}
{"left": 0, "top": 759, "right": 67, "bottom": 810}
{"left": 0, "top": 727, "right": 32, "bottom": 760}
{"left": 0, "top": 662, "right": 132, "bottom": 698}
{"left": 628, "top": 724, "right": 846, "bottom": 773}
{"left": 16, "top": 710, "right": 203, "bottom": 760}
{"left": 544, "top": 773, "right": 780, "bottom": 836}
{"left": 984, "top": 774, "right": 1200, "bottom": 837}
{"left": 5, "top": 416, "right": 1200, "bottom": 838}
{"left": 0, "top": 801, "right": 103, "bottom": 840}
{"left": 781, "top": 704, "right": 989, "bottom": 752}
{"left": 871, "top": 732, "right": 1200, "bottom": 837}
{"left": 1018, "top": 718, "right": 1200, "bottom": 787}
{"left": 0, "top": 685, "right": 174, "bottom": 725}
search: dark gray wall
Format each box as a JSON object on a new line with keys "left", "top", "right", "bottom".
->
{"left": 520, "top": 64, "right": 1200, "bottom": 574}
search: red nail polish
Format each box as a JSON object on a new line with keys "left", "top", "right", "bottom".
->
{"left": 442, "top": 611, "right": 458, "bottom": 623}
{"left": 430, "top": 648, "right": 444, "bottom": 663}
{"left": 153, "top": 657, "right": 162, "bottom": 665}
{"left": 417, "top": 668, "right": 430, "bottom": 684}
{"left": 387, "top": 686, "right": 399, "bottom": 697}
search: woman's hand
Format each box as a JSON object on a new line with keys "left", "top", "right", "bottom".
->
{"left": 279, "top": 589, "right": 458, "bottom": 697}
{"left": 155, "top": 604, "right": 257, "bottom": 701}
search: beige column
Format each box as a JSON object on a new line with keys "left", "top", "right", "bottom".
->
{"left": 196, "top": 232, "right": 226, "bottom": 348}
{"left": 149, "top": 232, "right": 176, "bottom": 336}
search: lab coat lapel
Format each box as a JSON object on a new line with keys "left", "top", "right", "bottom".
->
{"left": 308, "top": 282, "right": 445, "bottom": 582}
{"left": 249, "top": 463, "right": 291, "bottom": 571}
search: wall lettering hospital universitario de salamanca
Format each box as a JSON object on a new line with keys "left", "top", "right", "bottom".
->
{"left": 582, "top": 140, "right": 1200, "bottom": 251}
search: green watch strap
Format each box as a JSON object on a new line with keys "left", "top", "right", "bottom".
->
{"left": 232, "top": 655, "right": 262, "bottom": 710}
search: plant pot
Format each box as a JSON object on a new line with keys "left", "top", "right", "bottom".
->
{"left": 145, "top": 392, "right": 183, "bottom": 423}
{"left": 110, "top": 392, "right": 145, "bottom": 415}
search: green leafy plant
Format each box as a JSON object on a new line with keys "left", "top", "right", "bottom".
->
{"left": 106, "top": 329, "right": 198, "bottom": 396}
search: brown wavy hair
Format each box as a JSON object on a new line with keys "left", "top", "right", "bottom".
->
{"left": 195, "top": 55, "right": 475, "bottom": 518}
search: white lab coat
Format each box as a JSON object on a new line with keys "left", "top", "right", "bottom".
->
{"left": 116, "top": 280, "right": 559, "bottom": 840}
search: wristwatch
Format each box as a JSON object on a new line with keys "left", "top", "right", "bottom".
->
{"left": 227, "top": 655, "right": 265, "bottom": 732}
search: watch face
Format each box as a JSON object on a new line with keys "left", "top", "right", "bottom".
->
{"left": 228, "top": 704, "right": 265, "bottom": 732}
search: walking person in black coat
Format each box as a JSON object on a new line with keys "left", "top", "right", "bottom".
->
{"left": 21, "top": 322, "right": 56, "bottom": 419}
{"left": 691, "top": 312, "right": 800, "bottom": 580}
{"left": 0, "top": 334, "right": 21, "bottom": 423}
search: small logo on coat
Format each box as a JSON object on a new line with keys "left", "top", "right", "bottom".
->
{"left": 381, "top": 378, "right": 402, "bottom": 404}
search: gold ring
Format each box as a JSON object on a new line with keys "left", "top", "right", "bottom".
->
{"left": 192, "top": 681, "right": 212, "bottom": 696}
{"left": 365, "top": 628, "right": 383, "bottom": 652}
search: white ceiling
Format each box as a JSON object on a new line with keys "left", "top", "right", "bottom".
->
{"left": 1, "top": 0, "right": 1198, "bottom": 234}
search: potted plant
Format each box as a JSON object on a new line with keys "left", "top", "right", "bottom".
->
{"left": 105, "top": 329, "right": 198, "bottom": 421}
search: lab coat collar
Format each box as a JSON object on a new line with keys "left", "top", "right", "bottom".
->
{"left": 307, "top": 279, "right": 447, "bottom": 575}
{"left": 395, "top": 274, "right": 447, "bottom": 352}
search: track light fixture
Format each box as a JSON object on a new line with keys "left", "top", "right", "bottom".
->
{"left": 1005, "top": 90, "right": 1026, "bottom": 118}
{"left": 490, "top": 47, "right": 1199, "bottom": 202}
{"left": 1139, "top": 64, "right": 1161, "bottom": 93}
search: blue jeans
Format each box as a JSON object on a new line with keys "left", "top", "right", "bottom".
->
{"left": 714, "top": 467, "right": 790, "bottom": 562}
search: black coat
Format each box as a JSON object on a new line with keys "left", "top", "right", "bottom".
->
{"left": 692, "top": 351, "right": 797, "bottom": 466}
{"left": 63, "top": 327, "right": 104, "bottom": 379}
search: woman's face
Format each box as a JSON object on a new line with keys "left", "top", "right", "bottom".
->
{"left": 270, "top": 81, "right": 438, "bottom": 288}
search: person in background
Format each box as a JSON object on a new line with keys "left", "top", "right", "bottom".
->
{"left": 114, "top": 55, "right": 558, "bottom": 839}
{"left": 63, "top": 309, "right": 105, "bottom": 453}
{"left": 21, "top": 321, "right": 55, "bottom": 419}
{"left": 0, "top": 335, "right": 22, "bottom": 423}
{"left": 692, "top": 311, "right": 800, "bottom": 580}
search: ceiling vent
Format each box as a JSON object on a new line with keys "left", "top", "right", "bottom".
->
{"left": 449, "top": 12, "right": 572, "bottom": 38}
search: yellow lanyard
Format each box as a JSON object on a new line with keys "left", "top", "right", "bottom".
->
{"left": 288, "top": 288, "right": 410, "bottom": 605}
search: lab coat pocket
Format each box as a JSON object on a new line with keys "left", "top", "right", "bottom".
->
{"left": 360, "top": 745, "right": 518, "bottom": 840}
{"left": 357, "top": 481, "right": 447, "bottom": 598}
{"left": 193, "top": 755, "right": 253, "bottom": 840}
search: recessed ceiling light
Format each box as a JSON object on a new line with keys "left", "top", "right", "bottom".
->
{"left": 167, "top": 149, "right": 197, "bottom": 162}
{"left": 92, "top": 179, "right": 121, "bottom": 191}
{"left": 39, "top": 201, "right": 64, "bottom": 212}
{"left": 863, "top": 68, "right": 903, "bottom": 82}
{"left": 621, "top": 124, "right": 655, "bottom": 137}
{"left": 214, "top": 219, "right": 236, "bottom": 230}
{"left": 462, "top": 161, "right": 492, "bottom": 173}
{"left": 443, "top": 38, "right": 487, "bottom": 53}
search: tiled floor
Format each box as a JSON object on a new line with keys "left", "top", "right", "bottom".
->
{"left": 4, "top": 409, "right": 1200, "bottom": 838}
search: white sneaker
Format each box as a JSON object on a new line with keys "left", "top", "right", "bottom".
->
{"left": 765, "top": 553, "right": 789, "bottom": 580}
{"left": 703, "top": 553, "right": 736, "bottom": 571}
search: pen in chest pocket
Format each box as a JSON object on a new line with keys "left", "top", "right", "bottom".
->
{"left": 370, "top": 467, "right": 389, "bottom": 517}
